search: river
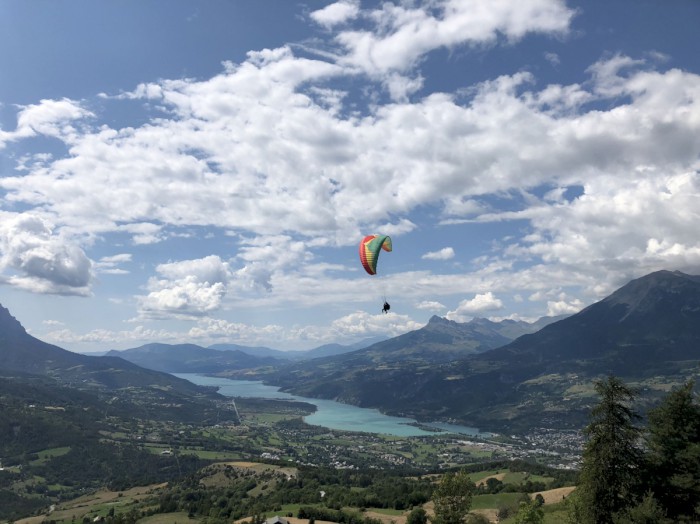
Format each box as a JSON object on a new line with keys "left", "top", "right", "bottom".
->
{"left": 175, "top": 373, "right": 492, "bottom": 438}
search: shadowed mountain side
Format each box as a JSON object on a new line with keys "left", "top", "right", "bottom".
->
{"left": 0, "top": 305, "right": 236, "bottom": 423}
{"left": 208, "top": 336, "right": 387, "bottom": 360}
{"left": 276, "top": 314, "right": 565, "bottom": 372}
{"left": 247, "top": 271, "right": 700, "bottom": 432}
{"left": 476, "top": 270, "right": 700, "bottom": 369}
{"left": 107, "top": 343, "right": 281, "bottom": 373}
{"left": 426, "top": 270, "right": 700, "bottom": 429}
{"left": 232, "top": 314, "right": 565, "bottom": 420}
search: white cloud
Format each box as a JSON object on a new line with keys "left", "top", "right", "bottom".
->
{"left": 41, "top": 310, "right": 419, "bottom": 351}
{"left": 138, "top": 255, "right": 231, "bottom": 318}
{"left": 333, "top": 0, "right": 574, "bottom": 76}
{"left": 229, "top": 235, "right": 315, "bottom": 293}
{"left": 0, "top": 213, "right": 93, "bottom": 295}
{"left": 416, "top": 300, "right": 445, "bottom": 311}
{"left": 514, "top": 170, "right": 700, "bottom": 289}
{"left": 45, "top": 324, "right": 187, "bottom": 347}
{"left": 329, "top": 310, "right": 422, "bottom": 338}
{"left": 188, "top": 318, "right": 285, "bottom": 343}
{"left": 0, "top": 98, "right": 92, "bottom": 149}
{"left": 422, "top": 247, "right": 455, "bottom": 260}
{"left": 1, "top": 0, "right": 700, "bottom": 350}
{"left": 544, "top": 51, "right": 560, "bottom": 67}
{"left": 95, "top": 253, "right": 132, "bottom": 274}
{"left": 446, "top": 292, "right": 504, "bottom": 322}
{"left": 547, "top": 298, "right": 584, "bottom": 316}
{"left": 3, "top": 50, "right": 699, "bottom": 270}
{"left": 310, "top": 0, "right": 360, "bottom": 29}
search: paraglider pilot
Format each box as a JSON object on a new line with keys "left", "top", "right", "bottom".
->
{"left": 382, "top": 301, "right": 391, "bottom": 314}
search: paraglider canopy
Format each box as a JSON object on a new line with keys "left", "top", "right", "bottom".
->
{"left": 359, "top": 234, "right": 392, "bottom": 276}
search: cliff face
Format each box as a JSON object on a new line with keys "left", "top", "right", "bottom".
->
{"left": 0, "top": 304, "right": 27, "bottom": 339}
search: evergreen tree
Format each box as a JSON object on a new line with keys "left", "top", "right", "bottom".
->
{"left": 611, "top": 492, "right": 669, "bottom": 524}
{"left": 575, "top": 376, "right": 644, "bottom": 524}
{"left": 646, "top": 380, "right": 700, "bottom": 522}
{"left": 430, "top": 470, "right": 475, "bottom": 524}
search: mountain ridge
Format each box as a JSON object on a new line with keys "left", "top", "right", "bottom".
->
{"left": 3, "top": 269, "right": 700, "bottom": 433}
{"left": 207, "top": 335, "right": 387, "bottom": 360}
{"left": 0, "top": 305, "right": 237, "bottom": 424}
{"left": 105, "top": 343, "right": 280, "bottom": 373}
{"left": 241, "top": 270, "right": 700, "bottom": 432}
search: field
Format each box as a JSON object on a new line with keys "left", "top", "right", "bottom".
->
{"left": 139, "top": 512, "right": 199, "bottom": 523}
{"left": 8, "top": 457, "right": 576, "bottom": 524}
{"left": 533, "top": 486, "right": 575, "bottom": 505}
{"left": 3, "top": 393, "right": 579, "bottom": 524}
{"left": 13, "top": 483, "right": 167, "bottom": 524}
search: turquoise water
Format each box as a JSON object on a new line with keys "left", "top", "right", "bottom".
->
{"left": 174, "top": 373, "right": 490, "bottom": 438}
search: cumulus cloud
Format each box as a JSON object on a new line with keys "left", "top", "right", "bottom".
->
{"left": 446, "top": 292, "right": 504, "bottom": 322}
{"left": 329, "top": 310, "right": 422, "bottom": 338}
{"left": 422, "top": 247, "right": 455, "bottom": 260}
{"left": 416, "top": 300, "right": 446, "bottom": 311}
{"left": 41, "top": 309, "right": 418, "bottom": 351}
{"left": 230, "top": 235, "right": 315, "bottom": 292}
{"left": 188, "top": 317, "right": 285, "bottom": 343}
{"left": 45, "top": 324, "right": 187, "bottom": 347}
{"left": 310, "top": 0, "right": 360, "bottom": 29}
{"left": 0, "top": 98, "right": 92, "bottom": 149}
{"left": 2, "top": 0, "right": 700, "bottom": 351}
{"left": 333, "top": 0, "right": 574, "bottom": 76}
{"left": 0, "top": 213, "right": 93, "bottom": 295}
{"left": 138, "top": 255, "right": 231, "bottom": 317}
{"left": 547, "top": 298, "right": 585, "bottom": 316}
{"left": 5, "top": 46, "right": 697, "bottom": 272}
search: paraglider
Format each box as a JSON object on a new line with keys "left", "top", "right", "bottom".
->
{"left": 359, "top": 234, "right": 392, "bottom": 276}
{"left": 359, "top": 234, "right": 393, "bottom": 313}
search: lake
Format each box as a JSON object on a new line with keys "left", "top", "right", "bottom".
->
{"left": 175, "top": 373, "right": 491, "bottom": 438}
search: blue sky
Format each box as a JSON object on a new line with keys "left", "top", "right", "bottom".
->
{"left": 1, "top": 0, "right": 700, "bottom": 353}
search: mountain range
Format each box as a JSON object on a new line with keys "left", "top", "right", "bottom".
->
{"left": 224, "top": 270, "right": 700, "bottom": 432}
{"left": 210, "top": 336, "right": 388, "bottom": 359}
{"left": 0, "top": 305, "right": 235, "bottom": 424}
{"left": 101, "top": 336, "right": 391, "bottom": 374}
{"left": 2, "top": 269, "right": 700, "bottom": 434}
{"left": 106, "top": 315, "right": 562, "bottom": 374}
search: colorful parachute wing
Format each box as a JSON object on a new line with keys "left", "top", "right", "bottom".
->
{"left": 359, "top": 234, "right": 392, "bottom": 275}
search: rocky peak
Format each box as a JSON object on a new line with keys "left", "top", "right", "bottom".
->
{"left": 0, "top": 304, "right": 27, "bottom": 338}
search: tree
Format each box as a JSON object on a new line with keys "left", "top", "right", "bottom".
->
{"left": 407, "top": 507, "right": 428, "bottom": 524}
{"left": 611, "top": 492, "right": 669, "bottom": 524}
{"left": 430, "top": 470, "right": 475, "bottom": 524}
{"left": 574, "top": 376, "right": 644, "bottom": 524}
{"left": 513, "top": 498, "right": 544, "bottom": 524}
{"left": 646, "top": 380, "right": 700, "bottom": 521}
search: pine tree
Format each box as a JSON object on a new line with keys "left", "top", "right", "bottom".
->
{"left": 575, "top": 376, "right": 644, "bottom": 524}
{"left": 646, "top": 380, "right": 700, "bottom": 522}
